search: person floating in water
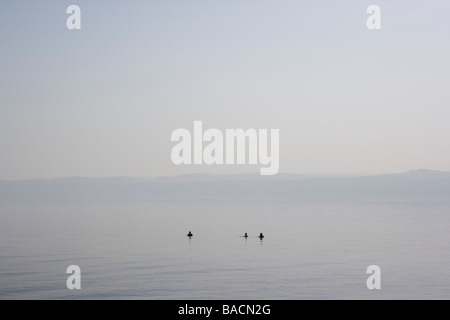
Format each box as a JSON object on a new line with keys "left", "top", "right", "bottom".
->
{"left": 243, "top": 233, "right": 248, "bottom": 238}
{"left": 259, "top": 233, "right": 264, "bottom": 239}
{"left": 187, "top": 231, "right": 193, "bottom": 237}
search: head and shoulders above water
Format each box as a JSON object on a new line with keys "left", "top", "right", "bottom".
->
{"left": 187, "top": 231, "right": 264, "bottom": 238}
{"left": 241, "top": 232, "right": 264, "bottom": 238}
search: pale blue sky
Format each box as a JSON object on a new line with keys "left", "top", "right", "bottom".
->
{"left": 1, "top": 1, "right": 449, "bottom": 179}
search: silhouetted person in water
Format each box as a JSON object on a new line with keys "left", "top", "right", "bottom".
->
{"left": 259, "top": 233, "right": 264, "bottom": 239}
{"left": 243, "top": 233, "right": 248, "bottom": 238}
{"left": 187, "top": 231, "right": 193, "bottom": 237}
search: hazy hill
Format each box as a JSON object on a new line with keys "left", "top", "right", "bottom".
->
{"left": 0, "top": 170, "right": 449, "bottom": 203}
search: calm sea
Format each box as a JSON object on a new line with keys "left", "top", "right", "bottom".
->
{"left": 1, "top": 201, "right": 449, "bottom": 299}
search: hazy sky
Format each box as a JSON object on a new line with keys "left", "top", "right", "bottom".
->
{"left": 1, "top": 0, "right": 449, "bottom": 179}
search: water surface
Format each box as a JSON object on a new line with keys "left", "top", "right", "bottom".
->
{"left": 1, "top": 201, "right": 449, "bottom": 299}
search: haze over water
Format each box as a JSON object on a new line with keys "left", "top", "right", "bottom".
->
{"left": 2, "top": 1, "right": 450, "bottom": 301}
{"left": 1, "top": 201, "right": 449, "bottom": 299}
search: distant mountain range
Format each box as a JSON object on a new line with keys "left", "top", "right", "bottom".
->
{"left": 0, "top": 169, "right": 449, "bottom": 202}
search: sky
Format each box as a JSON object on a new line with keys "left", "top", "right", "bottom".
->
{"left": 1, "top": 0, "right": 450, "bottom": 180}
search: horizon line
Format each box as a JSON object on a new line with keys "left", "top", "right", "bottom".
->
{"left": 1, "top": 169, "right": 449, "bottom": 182}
